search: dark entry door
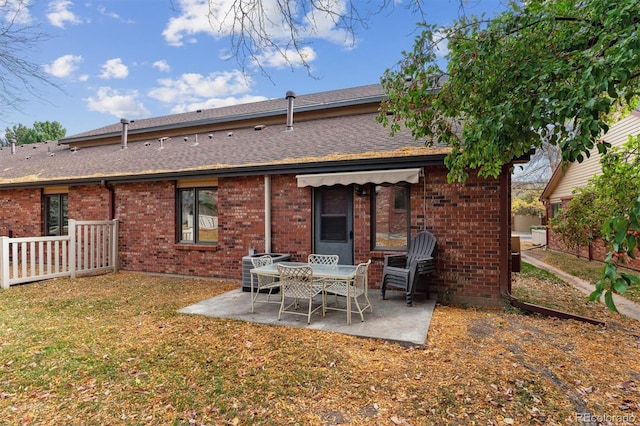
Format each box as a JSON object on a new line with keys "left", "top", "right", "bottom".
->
{"left": 313, "top": 186, "right": 354, "bottom": 265}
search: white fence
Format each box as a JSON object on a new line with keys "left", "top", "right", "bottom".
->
{"left": 0, "top": 219, "right": 119, "bottom": 289}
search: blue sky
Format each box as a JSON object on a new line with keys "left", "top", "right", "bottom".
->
{"left": 1, "top": 0, "right": 508, "bottom": 138}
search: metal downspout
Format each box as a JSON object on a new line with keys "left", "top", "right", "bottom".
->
{"left": 499, "top": 164, "right": 512, "bottom": 298}
{"left": 264, "top": 175, "right": 272, "bottom": 253}
{"left": 499, "top": 165, "right": 604, "bottom": 326}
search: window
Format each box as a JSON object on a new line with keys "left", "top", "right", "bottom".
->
{"left": 551, "top": 202, "right": 561, "bottom": 218}
{"left": 44, "top": 193, "right": 68, "bottom": 236}
{"left": 178, "top": 187, "right": 218, "bottom": 244}
{"left": 372, "top": 184, "right": 410, "bottom": 250}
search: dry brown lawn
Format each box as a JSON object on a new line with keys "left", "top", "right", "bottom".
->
{"left": 0, "top": 267, "right": 638, "bottom": 425}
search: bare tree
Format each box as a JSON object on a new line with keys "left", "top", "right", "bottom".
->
{"left": 0, "top": 0, "right": 55, "bottom": 117}
{"left": 513, "top": 140, "right": 562, "bottom": 184}
{"left": 207, "top": 0, "right": 427, "bottom": 77}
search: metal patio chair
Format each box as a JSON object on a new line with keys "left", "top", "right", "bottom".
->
{"left": 277, "top": 264, "right": 324, "bottom": 324}
{"left": 381, "top": 231, "right": 437, "bottom": 306}
{"left": 307, "top": 254, "right": 339, "bottom": 266}
{"left": 307, "top": 253, "right": 339, "bottom": 286}
{"left": 324, "top": 259, "right": 372, "bottom": 324}
{"left": 249, "top": 255, "right": 281, "bottom": 312}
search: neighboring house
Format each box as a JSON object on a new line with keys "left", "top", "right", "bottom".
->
{"left": 0, "top": 84, "right": 523, "bottom": 307}
{"left": 540, "top": 110, "right": 640, "bottom": 270}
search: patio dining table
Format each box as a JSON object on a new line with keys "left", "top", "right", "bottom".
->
{"left": 249, "top": 261, "right": 359, "bottom": 323}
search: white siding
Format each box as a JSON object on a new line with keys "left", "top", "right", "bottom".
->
{"left": 548, "top": 113, "right": 640, "bottom": 202}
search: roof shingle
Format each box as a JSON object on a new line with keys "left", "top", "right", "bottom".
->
{"left": 0, "top": 85, "right": 446, "bottom": 187}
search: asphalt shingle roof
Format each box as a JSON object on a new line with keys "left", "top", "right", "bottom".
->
{"left": 62, "top": 84, "right": 389, "bottom": 142}
{"left": 0, "top": 85, "right": 447, "bottom": 187}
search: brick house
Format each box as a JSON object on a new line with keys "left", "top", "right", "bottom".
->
{"left": 0, "top": 84, "right": 521, "bottom": 307}
{"left": 540, "top": 110, "right": 640, "bottom": 271}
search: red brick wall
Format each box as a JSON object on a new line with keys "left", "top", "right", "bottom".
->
{"left": 0, "top": 165, "right": 509, "bottom": 307}
{"left": 0, "top": 188, "right": 41, "bottom": 237}
{"left": 68, "top": 185, "right": 112, "bottom": 221}
{"left": 269, "top": 175, "right": 312, "bottom": 262}
{"left": 112, "top": 176, "right": 314, "bottom": 280}
{"left": 405, "top": 166, "right": 505, "bottom": 306}
{"left": 114, "top": 181, "right": 181, "bottom": 275}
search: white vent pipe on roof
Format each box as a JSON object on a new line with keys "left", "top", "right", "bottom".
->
{"left": 120, "top": 118, "right": 130, "bottom": 149}
{"left": 285, "top": 91, "right": 296, "bottom": 131}
{"left": 10, "top": 139, "right": 16, "bottom": 155}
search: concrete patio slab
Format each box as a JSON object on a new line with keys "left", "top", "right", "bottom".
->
{"left": 178, "top": 289, "right": 436, "bottom": 347}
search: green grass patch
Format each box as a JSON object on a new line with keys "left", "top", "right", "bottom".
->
{"left": 529, "top": 248, "right": 640, "bottom": 305}
{"left": 517, "top": 262, "right": 565, "bottom": 283}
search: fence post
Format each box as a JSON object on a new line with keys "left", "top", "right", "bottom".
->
{"left": 69, "top": 219, "right": 76, "bottom": 279}
{"left": 112, "top": 219, "right": 119, "bottom": 273}
{"left": 0, "top": 236, "right": 8, "bottom": 289}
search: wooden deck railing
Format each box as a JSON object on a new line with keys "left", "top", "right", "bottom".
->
{"left": 0, "top": 219, "right": 119, "bottom": 289}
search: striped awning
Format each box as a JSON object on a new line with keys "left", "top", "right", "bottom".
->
{"left": 296, "top": 168, "right": 421, "bottom": 187}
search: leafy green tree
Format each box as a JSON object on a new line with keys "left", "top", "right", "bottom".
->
{"left": 3, "top": 121, "right": 66, "bottom": 145}
{"left": 32, "top": 120, "right": 66, "bottom": 141}
{"left": 593, "top": 197, "right": 640, "bottom": 311}
{"left": 591, "top": 135, "right": 640, "bottom": 216}
{"left": 546, "top": 136, "right": 639, "bottom": 309}
{"left": 549, "top": 136, "right": 640, "bottom": 253}
{"left": 590, "top": 137, "right": 640, "bottom": 311}
{"left": 3, "top": 123, "right": 31, "bottom": 145}
{"left": 511, "top": 187, "right": 545, "bottom": 217}
{"left": 548, "top": 187, "right": 601, "bottom": 254}
{"left": 377, "top": 0, "right": 640, "bottom": 310}
{"left": 378, "top": 0, "right": 640, "bottom": 183}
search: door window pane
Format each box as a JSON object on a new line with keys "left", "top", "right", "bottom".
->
{"left": 320, "top": 188, "right": 347, "bottom": 241}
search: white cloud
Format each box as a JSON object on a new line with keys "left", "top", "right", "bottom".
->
{"left": 2, "top": 0, "right": 32, "bottom": 25}
{"left": 96, "top": 4, "right": 134, "bottom": 23}
{"left": 47, "top": 0, "right": 82, "bottom": 28}
{"left": 300, "top": 1, "right": 353, "bottom": 47}
{"left": 432, "top": 29, "right": 449, "bottom": 58}
{"left": 43, "top": 54, "right": 83, "bottom": 78}
{"left": 162, "top": 0, "right": 352, "bottom": 55}
{"left": 152, "top": 60, "right": 171, "bottom": 72}
{"left": 97, "top": 5, "right": 119, "bottom": 19}
{"left": 84, "top": 87, "right": 150, "bottom": 118}
{"left": 148, "top": 70, "right": 268, "bottom": 113}
{"left": 148, "top": 70, "right": 253, "bottom": 104}
{"left": 169, "top": 95, "right": 269, "bottom": 114}
{"left": 162, "top": 0, "right": 215, "bottom": 46}
{"left": 99, "top": 58, "right": 129, "bottom": 79}
{"left": 254, "top": 46, "right": 317, "bottom": 69}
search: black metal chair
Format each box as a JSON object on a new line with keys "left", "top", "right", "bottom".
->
{"left": 381, "top": 231, "right": 437, "bottom": 305}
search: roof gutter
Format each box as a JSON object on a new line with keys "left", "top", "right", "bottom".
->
{"left": 499, "top": 163, "right": 604, "bottom": 326}
{"left": 0, "top": 155, "right": 446, "bottom": 189}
